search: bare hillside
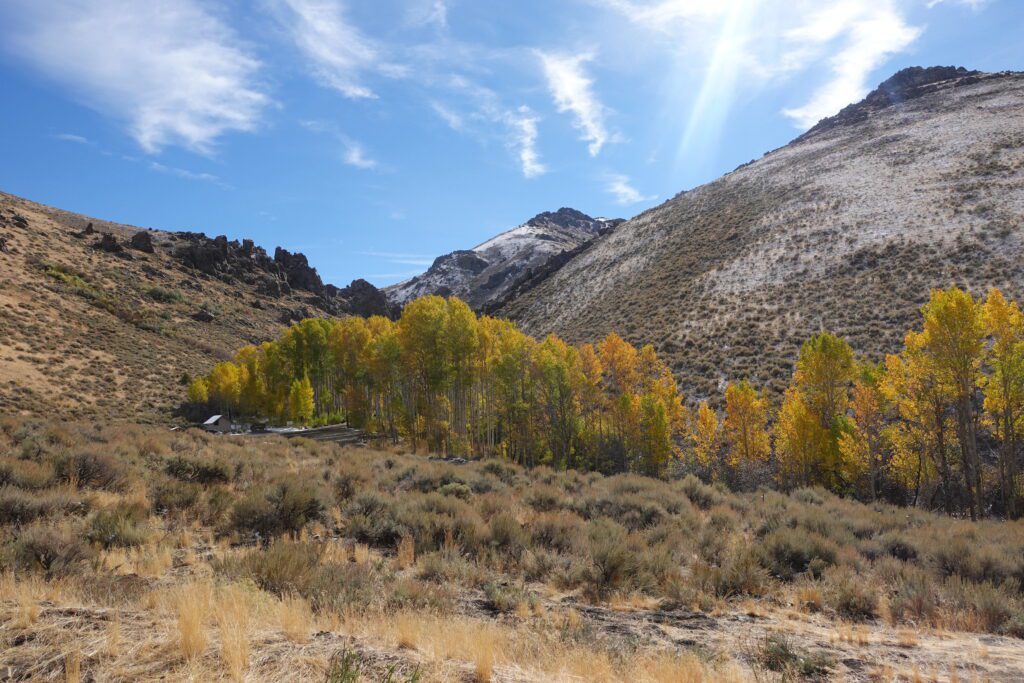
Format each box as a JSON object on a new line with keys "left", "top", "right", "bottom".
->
{"left": 0, "top": 192, "right": 389, "bottom": 420}
{"left": 497, "top": 67, "right": 1024, "bottom": 402}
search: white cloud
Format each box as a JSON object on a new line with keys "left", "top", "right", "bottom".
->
{"left": 54, "top": 133, "right": 91, "bottom": 145}
{"left": 598, "top": 1, "right": 925, "bottom": 133}
{"left": 430, "top": 101, "right": 465, "bottom": 131}
{"left": 538, "top": 52, "right": 609, "bottom": 156}
{"left": 342, "top": 139, "right": 379, "bottom": 169}
{"left": 275, "top": 0, "right": 405, "bottom": 99}
{"left": 435, "top": 78, "right": 545, "bottom": 178}
{"left": 2, "top": 0, "right": 268, "bottom": 154}
{"left": 507, "top": 106, "right": 546, "bottom": 178}
{"left": 301, "top": 119, "right": 380, "bottom": 170}
{"left": 406, "top": 0, "right": 448, "bottom": 28}
{"left": 605, "top": 173, "right": 656, "bottom": 205}
{"left": 149, "top": 161, "right": 224, "bottom": 185}
{"left": 781, "top": 3, "right": 922, "bottom": 129}
{"left": 926, "top": 0, "right": 987, "bottom": 8}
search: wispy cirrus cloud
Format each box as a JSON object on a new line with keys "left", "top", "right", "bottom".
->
{"left": 274, "top": 0, "right": 405, "bottom": 99}
{"left": 780, "top": 3, "right": 922, "bottom": 129}
{"left": 53, "top": 133, "right": 92, "bottom": 145}
{"left": 301, "top": 120, "right": 381, "bottom": 170}
{"left": 605, "top": 173, "right": 656, "bottom": 205}
{"left": 1, "top": 0, "right": 269, "bottom": 154}
{"left": 507, "top": 106, "right": 546, "bottom": 178}
{"left": 432, "top": 77, "right": 546, "bottom": 178}
{"left": 538, "top": 51, "right": 609, "bottom": 156}
{"left": 148, "top": 161, "right": 226, "bottom": 186}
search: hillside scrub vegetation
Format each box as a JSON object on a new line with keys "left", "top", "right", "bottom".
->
{"left": 1, "top": 420, "right": 1023, "bottom": 680}
{"left": 192, "top": 286, "right": 1024, "bottom": 520}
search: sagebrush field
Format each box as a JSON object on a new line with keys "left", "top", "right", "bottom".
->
{"left": 2, "top": 419, "right": 1024, "bottom": 681}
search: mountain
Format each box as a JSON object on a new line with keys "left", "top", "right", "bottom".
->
{"left": 496, "top": 67, "right": 1024, "bottom": 402}
{"left": 0, "top": 191, "right": 392, "bottom": 420}
{"left": 385, "top": 208, "right": 622, "bottom": 310}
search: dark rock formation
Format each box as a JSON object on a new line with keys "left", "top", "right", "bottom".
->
{"left": 129, "top": 231, "right": 155, "bottom": 253}
{"left": 274, "top": 247, "right": 324, "bottom": 294}
{"left": 167, "top": 230, "right": 392, "bottom": 319}
{"left": 331, "top": 279, "right": 396, "bottom": 318}
{"left": 191, "top": 309, "right": 215, "bottom": 323}
{"left": 94, "top": 233, "right": 123, "bottom": 253}
{"left": 798, "top": 66, "right": 987, "bottom": 141}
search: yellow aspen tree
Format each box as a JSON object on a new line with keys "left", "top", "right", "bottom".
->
{"left": 775, "top": 387, "right": 829, "bottom": 488}
{"left": 723, "top": 380, "right": 770, "bottom": 466}
{"left": 838, "top": 369, "right": 887, "bottom": 500}
{"left": 982, "top": 287, "right": 1024, "bottom": 517}
{"left": 208, "top": 362, "right": 241, "bottom": 416}
{"left": 792, "top": 331, "right": 856, "bottom": 491}
{"left": 691, "top": 401, "right": 720, "bottom": 468}
{"left": 880, "top": 331, "right": 958, "bottom": 512}
{"left": 288, "top": 376, "right": 315, "bottom": 424}
{"left": 187, "top": 377, "right": 209, "bottom": 405}
{"left": 921, "top": 287, "right": 986, "bottom": 519}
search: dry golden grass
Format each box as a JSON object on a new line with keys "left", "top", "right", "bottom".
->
{"left": 63, "top": 650, "right": 80, "bottom": 683}
{"left": 216, "top": 585, "right": 252, "bottom": 681}
{"left": 353, "top": 543, "right": 370, "bottom": 565}
{"left": 279, "top": 594, "right": 313, "bottom": 643}
{"left": 396, "top": 535, "right": 416, "bottom": 570}
{"left": 175, "top": 582, "right": 210, "bottom": 660}
{"left": 897, "top": 627, "right": 920, "bottom": 648}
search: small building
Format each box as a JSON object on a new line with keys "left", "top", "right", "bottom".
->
{"left": 202, "top": 415, "right": 232, "bottom": 433}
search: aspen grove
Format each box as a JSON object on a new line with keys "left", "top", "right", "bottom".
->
{"left": 190, "top": 287, "right": 1024, "bottom": 517}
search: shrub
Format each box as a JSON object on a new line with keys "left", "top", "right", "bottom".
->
{"left": 928, "top": 537, "right": 983, "bottom": 580}
{"left": 583, "top": 493, "right": 666, "bottom": 531}
{"left": 876, "top": 532, "right": 918, "bottom": 562}
{"left": 9, "top": 525, "right": 93, "bottom": 575}
{"left": 146, "top": 286, "right": 184, "bottom": 304}
{"left": 165, "top": 456, "right": 229, "bottom": 485}
{"left": 678, "top": 475, "right": 724, "bottom": 510}
{"left": 345, "top": 493, "right": 405, "bottom": 547}
{"left": 152, "top": 479, "right": 203, "bottom": 516}
{"left": 691, "top": 547, "right": 768, "bottom": 598}
{"left": 585, "top": 518, "right": 635, "bottom": 599}
{"left": 437, "top": 482, "right": 472, "bottom": 500}
{"left": 759, "top": 529, "right": 837, "bottom": 581}
{"left": 230, "top": 480, "right": 325, "bottom": 541}
{"left": 489, "top": 512, "right": 527, "bottom": 556}
{"left": 55, "top": 451, "right": 125, "bottom": 490}
{"left": 0, "top": 487, "right": 82, "bottom": 525}
{"left": 530, "top": 511, "right": 585, "bottom": 554}
{"left": 483, "top": 581, "right": 533, "bottom": 614}
{"left": 888, "top": 566, "right": 939, "bottom": 625}
{"left": 86, "top": 506, "right": 148, "bottom": 548}
{"left": 822, "top": 567, "right": 877, "bottom": 620}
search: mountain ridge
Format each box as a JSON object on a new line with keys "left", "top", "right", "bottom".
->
{"left": 385, "top": 207, "right": 622, "bottom": 310}
{"left": 495, "top": 66, "right": 1024, "bottom": 403}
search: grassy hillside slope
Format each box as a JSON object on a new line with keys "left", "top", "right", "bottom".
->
{"left": 497, "top": 69, "right": 1024, "bottom": 402}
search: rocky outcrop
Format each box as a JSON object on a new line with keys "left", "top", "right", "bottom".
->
{"left": 94, "top": 233, "right": 123, "bottom": 253}
{"left": 130, "top": 231, "right": 155, "bottom": 253}
{"left": 797, "top": 66, "right": 988, "bottom": 141}
{"left": 330, "top": 279, "right": 396, "bottom": 318}
{"left": 167, "top": 231, "right": 391, "bottom": 319}
{"left": 274, "top": 247, "right": 324, "bottom": 294}
{"left": 386, "top": 208, "right": 622, "bottom": 311}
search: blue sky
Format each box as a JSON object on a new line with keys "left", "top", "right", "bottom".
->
{"left": 0, "top": 0, "right": 1020, "bottom": 287}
